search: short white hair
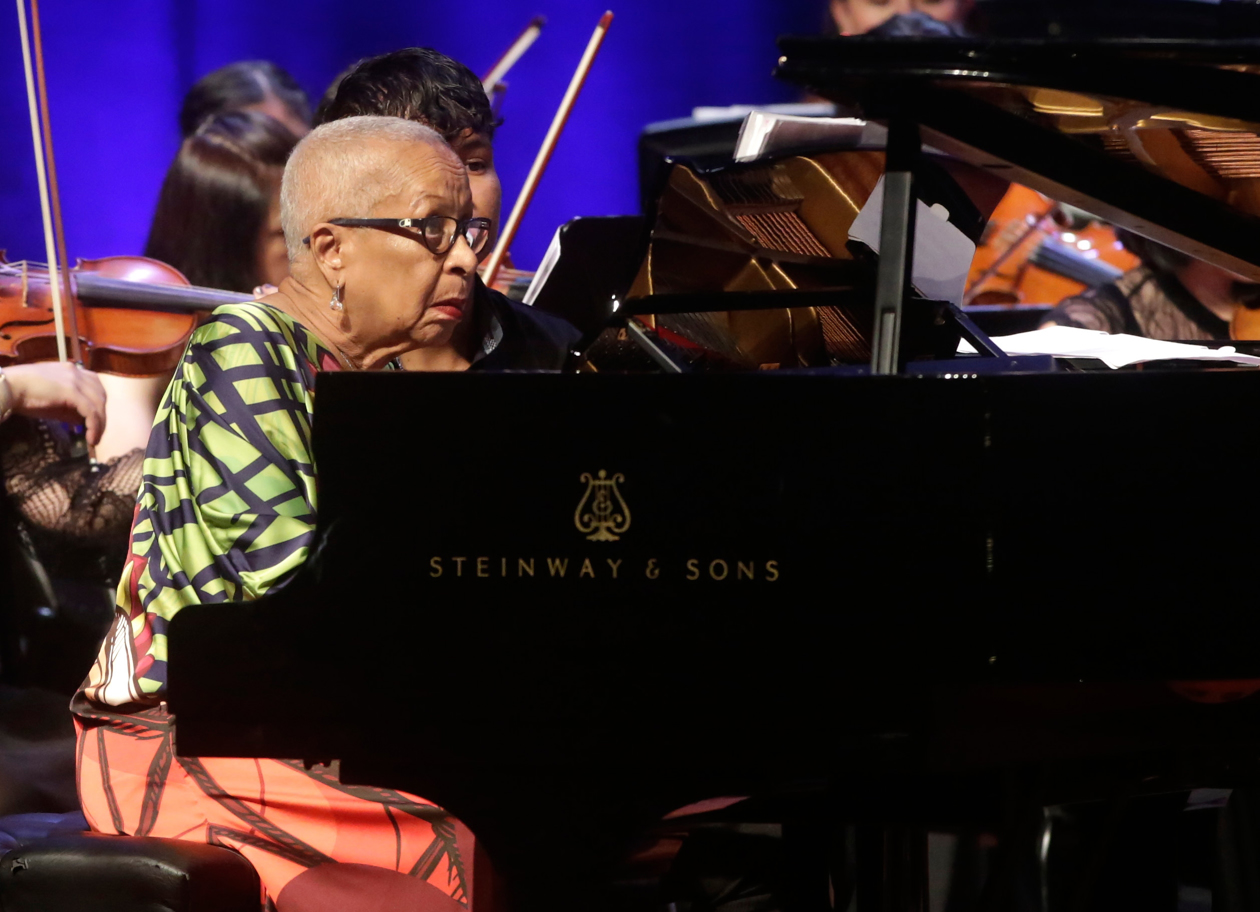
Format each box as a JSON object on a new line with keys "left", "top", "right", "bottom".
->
{"left": 280, "top": 115, "right": 451, "bottom": 262}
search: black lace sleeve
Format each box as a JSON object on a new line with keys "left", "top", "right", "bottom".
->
{"left": 0, "top": 416, "right": 142, "bottom": 581}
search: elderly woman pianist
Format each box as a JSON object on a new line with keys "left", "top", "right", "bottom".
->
{"left": 72, "top": 116, "right": 489, "bottom": 912}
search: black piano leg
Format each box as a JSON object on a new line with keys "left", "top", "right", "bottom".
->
{"left": 783, "top": 817, "right": 838, "bottom": 912}
{"left": 856, "top": 825, "right": 928, "bottom": 912}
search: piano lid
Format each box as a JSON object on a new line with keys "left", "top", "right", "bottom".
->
{"left": 775, "top": 34, "right": 1260, "bottom": 281}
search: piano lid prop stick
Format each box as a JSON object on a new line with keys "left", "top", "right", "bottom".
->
{"left": 481, "top": 10, "right": 614, "bottom": 288}
{"left": 482, "top": 15, "right": 546, "bottom": 95}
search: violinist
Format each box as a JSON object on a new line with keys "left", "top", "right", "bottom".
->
{"left": 76, "top": 97, "right": 305, "bottom": 468}
{"left": 314, "top": 48, "right": 582, "bottom": 371}
{"left": 179, "top": 60, "right": 311, "bottom": 139}
{"left": 145, "top": 110, "right": 299, "bottom": 294}
{"left": 1041, "top": 229, "right": 1256, "bottom": 340}
{"left": 1, "top": 115, "right": 298, "bottom": 703}
{"left": 0, "top": 361, "right": 118, "bottom": 815}
{"left": 0, "top": 360, "right": 133, "bottom": 689}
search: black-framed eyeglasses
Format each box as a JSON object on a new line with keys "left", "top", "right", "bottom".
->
{"left": 303, "top": 216, "right": 492, "bottom": 256}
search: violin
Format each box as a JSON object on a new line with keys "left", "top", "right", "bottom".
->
{"left": 486, "top": 256, "right": 537, "bottom": 297}
{"left": 0, "top": 255, "right": 245, "bottom": 376}
{"left": 1230, "top": 301, "right": 1260, "bottom": 340}
{"left": 965, "top": 184, "right": 1139, "bottom": 306}
{"left": 8, "top": 0, "right": 239, "bottom": 383}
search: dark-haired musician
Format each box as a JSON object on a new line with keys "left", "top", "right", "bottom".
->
{"left": 315, "top": 47, "right": 582, "bottom": 372}
{"left": 147, "top": 110, "right": 299, "bottom": 295}
{"left": 1042, "top": 229, "right": 1255, "bottom": 340}
{"left": 180, "top": 60, "right": 312, "bottom": 139}
{"left": 829, "top": 0, "right": 971, "bottom": 35}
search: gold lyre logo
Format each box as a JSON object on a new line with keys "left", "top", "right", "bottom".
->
{"left": 574, "top": 470, "right": 631, "bottom": 542}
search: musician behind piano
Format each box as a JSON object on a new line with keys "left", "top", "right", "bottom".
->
{"left": 1041, "top": 228, "right": 1260, "bottom": 340}
{"left": 314, "top": 47, "right": 582, "bottom": 371}
{"left": 828, "top": 0, "right": 971, "bottom": 35}
{"left": 73, "top": 115, "right": 491, "bottom": 911}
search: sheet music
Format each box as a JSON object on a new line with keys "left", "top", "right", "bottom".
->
{"left": 958, "top": 325, "right": 1260, "bottom": 368}
{"left": 849, "top": 176, "right": 976, "bottom": 306}
{"left": 733, "top": 111, "right": 883, "bottom": 162}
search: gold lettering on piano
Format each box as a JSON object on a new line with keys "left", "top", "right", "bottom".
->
{"left": 427, "top": 557, "right": 781, "bottom": 582}
{"left": 574, "top": 470, "right": 631, "bottom": 542}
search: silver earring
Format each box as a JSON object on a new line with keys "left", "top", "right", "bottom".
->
{"left": 330, "top": 284, "right": 344, "bottom": 312}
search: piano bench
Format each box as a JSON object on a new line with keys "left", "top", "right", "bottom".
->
{"left": 0, "top": 834, "right": 261, "bottom": 912}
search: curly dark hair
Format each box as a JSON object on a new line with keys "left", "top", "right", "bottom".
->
{"left": 313, "top": 47, "right": 498, "bottom": 142}
{"left": 180, "top": 61, "right": 311, "bottom": 138}
{"left": 146, "top": 110, "right": 298, "bottom": 292}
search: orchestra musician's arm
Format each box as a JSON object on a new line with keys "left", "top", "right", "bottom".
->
{"left": 1040, "top": 231, "right": 1247, "bottom": 340}
{"left": 0, "top": 361, "right": 106, "bottom": 445}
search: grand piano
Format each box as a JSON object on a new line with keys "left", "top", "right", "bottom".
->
{"left": 168, "top": 9, "right": 1260, "bottom": 912}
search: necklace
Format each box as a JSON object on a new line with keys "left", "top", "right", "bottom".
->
{"left": 334, "top": 346, "right": 358, "bottom": 371}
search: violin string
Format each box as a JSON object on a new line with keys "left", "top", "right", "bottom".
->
{"left": 15, "top": 0, "right": 67, "bottom": 363}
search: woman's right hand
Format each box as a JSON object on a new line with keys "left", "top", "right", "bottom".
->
{"left": 4, "top": 362, "right": 107, "bottom": 445}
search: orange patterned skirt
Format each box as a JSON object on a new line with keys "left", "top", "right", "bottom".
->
{"left": 75, "top": 703, "right": 474, "bottom": 912}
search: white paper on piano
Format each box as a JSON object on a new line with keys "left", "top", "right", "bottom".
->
{"left": 848, "top": 176, "right": 976, "bottom": 306}
{"left": 733, "top": 111, "right": 885, "bottom": 162}
{"left": 957, "top": 325, "right": 1260, "bottom": 369}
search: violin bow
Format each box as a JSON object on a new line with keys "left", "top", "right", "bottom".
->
{"left": 16, "top": 0, "right": 81, "bottom": 365}
{"left": 482, "top": 15, "right": 546, "bottom": 100}
{"left": 481, "top": 11, "right": 613, "bottom": 289}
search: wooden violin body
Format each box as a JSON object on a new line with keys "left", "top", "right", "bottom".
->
{"left": 966, "top": 185, "right": 1139, "bottom": 305}
{"left": 1230, "top": 304, "right": 1260, "bottom": 340}
{"left": 0, "top": 254, "right": 242, "bottom": 376}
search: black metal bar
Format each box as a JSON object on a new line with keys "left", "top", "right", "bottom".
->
{"left": 871, "top": 117, "right": 919, "bottom": 376}
{"left": 619, "top": 287, "right": 874, "bottom": 316}
{"left": 949, "top": 303, "right": 1006, "bottom": 358}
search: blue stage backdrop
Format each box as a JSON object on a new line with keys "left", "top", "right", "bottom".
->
{"left": 0, "top": 1, "right": 823, "bottom": 276}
